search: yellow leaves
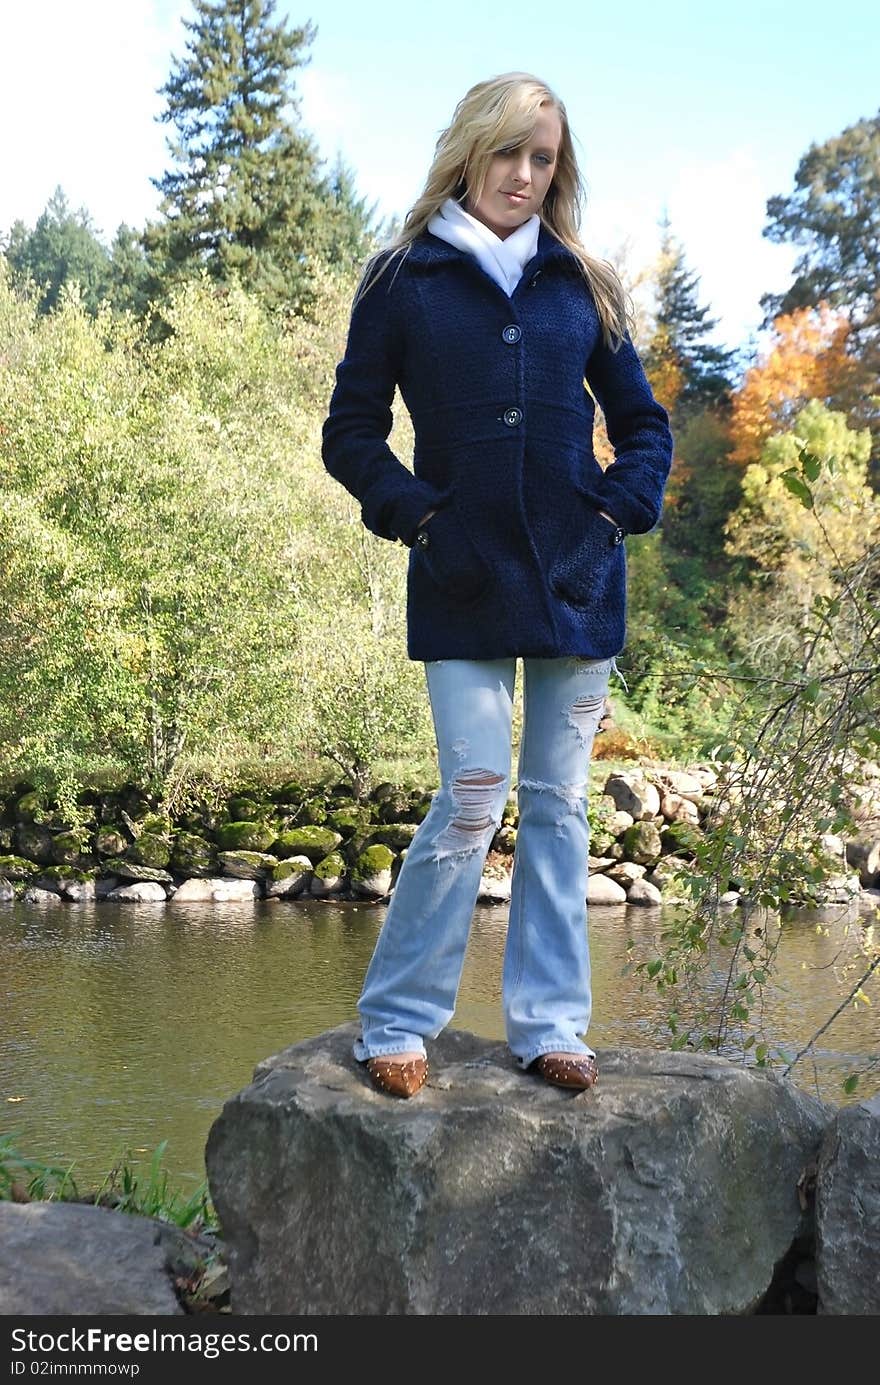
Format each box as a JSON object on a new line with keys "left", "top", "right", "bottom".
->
{"left": 729, "top": 302, "right": 857, "bottom": 470}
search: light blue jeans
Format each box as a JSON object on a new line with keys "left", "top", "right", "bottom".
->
{"left": 352, "top": 654, "right": 626, "bottom": 1070}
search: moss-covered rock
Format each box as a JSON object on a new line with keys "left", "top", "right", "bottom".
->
{"left": 13, "top": 825, "right": 54, "bottom": 864}
{"left": 313, "top": 850, "right": 347, "bottom": 881}
{"left": 0, "top": 855, "right": 39, "bottom": 880}
{"left": 34, "top": 864, "right": 95, "bottom": 884}
{"left": 100, "top": 859, "right": 174, "bottom": 884}
{"left": 51, "top": 830, "right": 91, "bottom": 865}
{"left": 216, "top": 821, "right": 277, "bottom": 852}
{"left": 272, "top": 826, "right": 343, "bottom": 863}
{"left": 95, "top": 825, "right": 128, "bottom": 857}
{"left": 364, "top": 823, "right": 418, "bottom": 851}
{"left": 660, "top": 820, "right": 703, "bottom": 859}
{"left": 378, "top": 790, "right": 416, "bottom": 824}
{"left": 274, "top": 779, "right": 307, "bottom": 803}
{"left": 140, "top": 812, "right": 173, "bottom": 837}
{"left": 310, "top": 850, "right": 347, "bottom": 896}
{"left": 351, "top": 844, "right": 394, "bottom": 898}
{"left": 648, "top": 854, "right": 690, "bottom": 885}
{"left": 217, "top": 851, "right": 278, "bottom": 879}
{"left": 351, "top": 843, "right": 395, "bottom": 879}
{"left": 326, "top": 806, "right": 373, "bottom": 839}
{"left": 111, "top": 784, "right": 153, "bottom": 820}
{"left": 271, "top": 856, "right": 312, "bottom": 884}
{"left": 622, "top": 820, "right": 663, "bottom": 864}
{"left": 267, "top": 855, "right": 312, "bottom": 898}
{"left": 170, "top": 832, "right": 216, "bottom": 876}
{"left": 299, "top": 796, "right": 328, "bottom": 826}
{"left": 127, "top": 833, "right": 172, "bottom": 868}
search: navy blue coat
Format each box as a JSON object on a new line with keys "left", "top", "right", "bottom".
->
{"left": 321, "top": 221, "right": 674, "bottom": 662}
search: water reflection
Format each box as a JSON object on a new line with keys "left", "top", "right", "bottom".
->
{"left": 1, "top": 893, "right": 877, "bottom": 1192}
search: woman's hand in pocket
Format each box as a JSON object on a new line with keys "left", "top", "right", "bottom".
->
{"left": 412, "top": 505, "right": 492, "bottom": 604}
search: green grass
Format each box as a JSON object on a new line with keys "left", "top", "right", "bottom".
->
{"left": 0, "top": 1131, "right": 219, "bottom": 1234}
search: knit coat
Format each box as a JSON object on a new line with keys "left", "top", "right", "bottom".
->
{"left": 321, "top": 220, "right": 674, "bottom": 661}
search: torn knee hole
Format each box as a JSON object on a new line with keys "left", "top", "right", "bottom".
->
{"left": 433, "top": 767, "right": 506, "bottom": 857}
{"left": 565, "top": 691, "right": 607, "bottom": 747}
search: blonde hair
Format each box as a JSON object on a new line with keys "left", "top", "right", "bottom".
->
{"left": 355, "top": 71, "right": 633, "bottom": 352}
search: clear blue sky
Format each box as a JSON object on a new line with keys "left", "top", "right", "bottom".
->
{"left": 3, "top": 0, "right": 877, "bottom": 353}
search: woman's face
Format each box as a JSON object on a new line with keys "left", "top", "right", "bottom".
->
{"left": 465, "top": 103, "right": 563, "bottom": 239}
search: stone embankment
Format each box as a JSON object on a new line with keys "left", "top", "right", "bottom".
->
{"left": 2, "top": 759, "right": 879, "bottom": 912}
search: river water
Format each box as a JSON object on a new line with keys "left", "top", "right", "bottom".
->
{"left": 2, "top": 893, "right": 878, "bottom": 1198}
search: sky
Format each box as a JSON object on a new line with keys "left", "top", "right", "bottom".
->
{"left": 2, "top": 0, "right": 877, "bottom": 355}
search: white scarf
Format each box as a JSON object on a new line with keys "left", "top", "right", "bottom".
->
{"left": 426, "top": 195, "right": 541, "bottom": 296}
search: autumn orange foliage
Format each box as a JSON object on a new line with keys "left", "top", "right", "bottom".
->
{"left": 729, "top": 302, "right": 856, "bottom": 469}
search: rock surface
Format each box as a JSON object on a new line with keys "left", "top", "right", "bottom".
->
{"left": 587, "top": 872, "right": 628, "bottom": 904}
{"left": 815, "top": 1091, "right": 880, "bottom": 1314}
{"left": 0, "top": 1201, "right": 184, "bottom": 1315}
{"left": 205, "top": 1022, "right": 830, "bottom": 1316}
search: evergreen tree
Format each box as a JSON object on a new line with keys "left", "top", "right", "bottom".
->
{"left": 3, "top": 186, "right": 110, "bottom": 314}
{"left": 105, "top": 224, "right": 152, "bottom": 317}
{"left": 319, "top": 150, "right": 386, "bottom": 270}
{"left": 143, "top": 0, "right": 370, "bottom": 310}
{"left": 647, "top": 212, "right": 737, "bottom": 423}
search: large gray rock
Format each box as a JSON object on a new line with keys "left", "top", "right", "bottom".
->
{"left": 171, "top": 876, "right": 260, "bottom": 903}
{"left": 845, "top": 834, "right": 880, "bottom": 887}
{"left": 586, "top": 872, "right": 627, "bottom": 904}
{"left": 626, "top": 877, "right": 664, "bottom": 907}
{"left": 205, "top": 1023, "right": 830, "bottom": 1315}
{"left": 0, "top": 1202, "right": 184, "bottom": 1315}
{"left": 603, "top": 773, "right": 661, "bottom": 821}
{"left": 815, "top": 1092, "right": 880, "bottom": 1314}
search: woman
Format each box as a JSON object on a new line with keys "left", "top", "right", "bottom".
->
{"left": 322, "top": 72, "right": 673, "bottom": 1098}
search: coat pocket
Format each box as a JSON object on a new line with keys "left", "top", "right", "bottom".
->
{"left": 548, "top": 488, "right": 626, "bottom": 609}
{"left": 412, "top": 495, "right": 493, "bottom": 605}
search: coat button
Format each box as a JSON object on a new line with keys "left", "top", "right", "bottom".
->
{"left": 502, "top": 324, "right": 522, "bottom": 343}
{"left": 612, "top": 526, "right": 625, "bottom": 545}
{"left": 416, "top": 529, "right": 430, "bottom": 547}
{"left": 503, "top": 407, "right": 523, "bottom": 426}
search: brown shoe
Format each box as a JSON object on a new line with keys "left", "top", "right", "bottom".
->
{"left": 365, "top": 1055, "right": 429, "bottom": 1098}
{"left": 532, "top": 1053, "right": 599, "bottom": 1090}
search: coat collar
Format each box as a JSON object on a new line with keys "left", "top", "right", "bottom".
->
{"left": 403, "top": 219, "right": 578, "bottom": 275}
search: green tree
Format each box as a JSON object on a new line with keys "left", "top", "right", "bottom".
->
{"left": 661, "top": 408, "right": 743, "bottom": 563}
{"left": 647, "top": 211, "right": 737, "bottom": 423}
{"left": 723, "top": 399, "right": 879, "bottom": 667}
{"left": 106, "top": 223, "right": 152, "bottom": 317}
{"left": 143, "top": 0, "right": 368, "bottom": 312}
{"left": 3, "top": 186, "right": 111, "bottom": 315}
{"left": 760, "top": 110, "right": 880, "bottom": 330}
{"left": 760, "top": 111, "right": 880, "bottom": 488}
{"left": 0, "top": 256, "right": 436, "bottom": 817}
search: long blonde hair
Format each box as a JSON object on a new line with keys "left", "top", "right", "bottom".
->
{"left": 355, "top": 72, "right": 633, "bottom": 352}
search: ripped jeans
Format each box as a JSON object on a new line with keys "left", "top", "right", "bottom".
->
{"left": 352, "top": 654, "right": 627, "bottom": 1070}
